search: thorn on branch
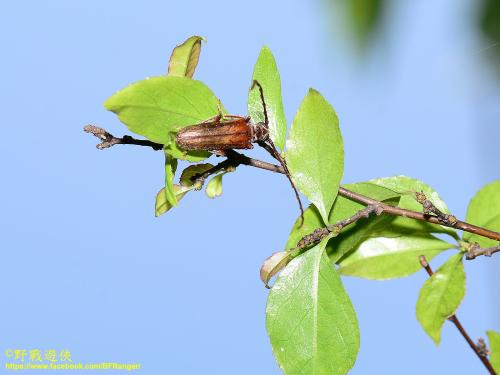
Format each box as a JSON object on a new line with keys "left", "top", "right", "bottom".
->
{"left": 415, "top": 191, "right": 458, "bottom": 226}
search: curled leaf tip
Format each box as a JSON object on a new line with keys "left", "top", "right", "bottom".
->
{"left": 260, "top": 251, "right": 291, "bottom": 288}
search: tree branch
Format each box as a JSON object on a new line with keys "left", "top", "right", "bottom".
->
{"left": 84, "top": 127, "right": 500, "bottom": 245}
{"left": 293, "top": 205, "right": 380, "bottom": 251}
{"left": 419, "top": 256, "right": 496, "bottom": 375}
{"left": 84, "top": 125, "right": 163, "bottom": 150}
{"left": 464, "top": 243, "right": 500, "bottom": 260}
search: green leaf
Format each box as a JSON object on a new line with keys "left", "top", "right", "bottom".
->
{"left": 206, "top": 174, "right": 223, "bottom": 198}
{"left": 369, "top": 175, "right": 457, "bottom": 237}
{"left": 155, "top": 184, "right": 192, "bottom": 217}
{"left": 416, "top": 253, "right": 466, "bottom": 344}
{"left": 104, "top": 76, "right": 221, "bottom": 145}
{"left": 345, "top": 0, "right": 384, "bottom": 49}
{"left": 463, "top": 180, "right": 500, "bottom": 247}
{"left": 286, "top": 89, "right": 344, "bottom": 223}
{"left": 167, "top": 36, "right": 204, "bottom": 78}
{"left": 266, "top": 239, "right": 359, "bottom": 375}
{"left": 164, "top": 153, "right": 178, "bottom": 207}
{"left": 248, "top": 46, "right": 287, "bottom": 150}
{"left": 180, "top": 163, "right": 214, "bottom": 187}
{"left": 338, "top": 234, "right": 452, "bottom": 280}
{"left": 487, "top": 330, "right": 500, "bottom": 373}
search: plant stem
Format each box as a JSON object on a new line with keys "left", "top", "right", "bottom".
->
{"left": 465, "top": 243, "right": 500, "bottom": 260}
{"left": 293, "top": 205, "right": 380, "bottom": 250}
{"left": 84, "top": 127, "right": 500, "bottom": 248}
{"left": 222, "top": 150, "right": 500, "bottom": 245}
{"left": 419, "top": 256, "right": 497, "bottom": 375}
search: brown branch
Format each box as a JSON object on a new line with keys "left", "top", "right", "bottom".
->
{"left": 229, "top": 153, "right": 500, "bottom": 244}
{"left": 84, "top": 127, "right": 500, "bottom": 245}
{"left": 465, "top": 243, "right": 500, "bottom": 260}
{"left": 419, "top": 256, "right": 497, "bottom": 375}
{"left": 84, "top": 125, "right": 163, "bottom": 150}
{"left": 294, "top": 205, "right": 380, "bottom": 250}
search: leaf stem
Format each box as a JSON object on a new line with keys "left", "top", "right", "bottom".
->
{"left": 419, "top": 256, "right": 496, "bottom": 375}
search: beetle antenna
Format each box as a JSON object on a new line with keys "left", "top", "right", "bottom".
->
{"left": 258, "top": 139, "right": 304, "bottom": 226}
{"left": 251, "top": 80, "right": 269, "bottom": 127}
{"left": 251, "top": 80, "right": 303, "bottom": 225}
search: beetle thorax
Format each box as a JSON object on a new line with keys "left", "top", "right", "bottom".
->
{"left": 250, "top": 122, "right": 269, "bottom": 142}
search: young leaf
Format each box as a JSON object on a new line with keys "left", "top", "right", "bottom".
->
{"left": 338, "top": 234, "right": 452, "bottom": 280}
{"left": 155, "top": 185, "right": 192, "bottom": 217}
{"left": 260, "top": 251, "right": 292, "bottom": 288}
{"left": 286, "top": 89, "right": 344, "bottom": 224}
{"left": 104, "top": 76, "right": 221, "bottom": 145}
{"left": 266, "top": 239, "right": 359, "bottom": 375}
{"left": 168, "top": 36, "right": 204, "bottom": 78}
{"left": 164, "top": 153, "right": 178, "bottom": 207}
{"left": 463, "top": 180, "right": 500, "bottom": 248}
{"left": 205, "top": 174, "right": 223, "bottom": 198}
{"left": 369, "top": 175, "right": 457, "bottom": 237}
{"left": 487, "top": 330, "right": 500, "bottom": 373}
{"left": 416, "top": 253, "right": 466, "bottom": 345}
{"left": 248, "top": 46, "right": 287, "bottom": 150}
{"left": 180, "top": 163, "right": 214, "bottom": 187}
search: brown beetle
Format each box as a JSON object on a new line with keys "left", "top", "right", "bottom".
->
{"left": 176, "top": 80, "right": 304, "bottom": 223}
{"left": 176, "top": 114, "right": 265, "bottom": 151}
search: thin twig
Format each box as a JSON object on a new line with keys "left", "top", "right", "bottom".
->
{"left": 189, "top": 159, "right": 234, "bottom": 184}
{"left": 84, "top": 127, "right": 500, "bottom": 245}
{"left": 465, "top": 243, "right": 500, "bottom": 260}
{"left": 84, "top": 125, "right": 163, "bottom": 150}
{"left": 419, "top": 256, "right": 497, "bottom": 375}
{"left": 294, "top": 205, "right": 380, "bottom": 250}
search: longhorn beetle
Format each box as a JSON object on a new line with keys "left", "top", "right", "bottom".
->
{"left": 176, "top": 80, "right": 304, "bottom": 223}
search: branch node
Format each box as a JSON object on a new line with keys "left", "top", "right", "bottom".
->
{"left": 476, "top": 338, "right": 490, "bottom": 358}
{"left": 374, "top": 204, "right": 384, "bottom": 216}
{"left": 414, "top": 191, "right": 458, "bottom": 226}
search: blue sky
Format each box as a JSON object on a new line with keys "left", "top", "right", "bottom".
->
{"left": 1, "top": 0, "right": 499, "bottom": 374}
